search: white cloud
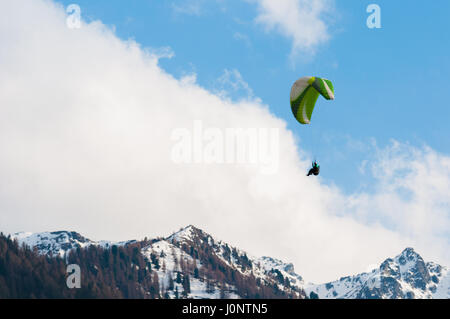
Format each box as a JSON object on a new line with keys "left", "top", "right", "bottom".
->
{"left": 250, "top": 0, "right": 334, "bottom": 57}
{"left": 0, "top": 0, "right": 448, "bottom": 283}
{"left": 146, "top": 46, "right": 175, "bottom": 60}
{"left": 233, "top": 32, "right": 252, "bottom": 48}
{"left": 171, "top": 0, "right": 204, "bottom": 16}
{"left": 348, "top": 141, "right": 450, "bottom": 261}
{"left": 213, "top": 69, "right": 256, "bottom": 102}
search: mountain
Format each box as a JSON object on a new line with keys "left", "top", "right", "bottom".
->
{"left": 306, "top": 248, "right": 450, "bottom": 299}
{"left": 12, "top": 230, "right": 134, "bottom": 258}
{"left": 145, "top": 225, "right": 306, "bottom": 298}
{"left": 9, "top": 226, "right": 306, "bottom": 299}
{"left": 8, "top": 226, "right": 450, "bottom": 299}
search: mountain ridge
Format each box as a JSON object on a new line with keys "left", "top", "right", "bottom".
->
{"left": 10, "top": 225, "right": 449, "bottom": 299}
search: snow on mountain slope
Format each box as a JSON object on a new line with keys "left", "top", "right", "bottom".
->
{"left": 306, "top": 248, "right": 450, "bottom": 299}
{"left": 142, "top": 237, "right": 240, "bottom": 299}
{"left": 255, "top": 256, "right": 304, "bottom": 290}
{"left": 11, "top": 231, "right": 134, "bottom": 258}
{"left": 427, "top": 261, "right": 450, "bottom": 299}
{"left": 10, "top": 226, "right": 305, "bottom": 298}
{"left": 169, "top": 225, "right": 304, "bottom": 285}
{"left": 10, "top": 227, "right": 449, "bottom": 299}
{"left": 162, "top": 225, "right": 306, "bottom": 297}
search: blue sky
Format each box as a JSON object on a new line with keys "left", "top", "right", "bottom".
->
{"left": 56, "top": 0, "right": 450, "bottom": 193}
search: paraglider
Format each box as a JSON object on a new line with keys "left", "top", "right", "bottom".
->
{"left": 307, "top": 161, "right": 320, "bottom": 176}
{"left": 290, "top": 76, "right": 334, "bottom": 176}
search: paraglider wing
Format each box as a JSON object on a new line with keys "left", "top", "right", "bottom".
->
{"left": 290, "top": 76, "right": 334, "bottom": 125}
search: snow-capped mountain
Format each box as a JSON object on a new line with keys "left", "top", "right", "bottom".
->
{"left": 10, "top": 227, "right": 449, "bottom": 299}
{"left": 306, "top": 248, "right": 450, "bottom": 299}
{"left": 10, "top": 226, "right": 306, "bottom": 299}
{"left": 167, "top": 225, "right": 305, "bottom": 290}
{"left": 143, "top": 225, "right": 306, "bottom": 299}
{"left": 12, "top": 230, "right": 134, "bottom": 258}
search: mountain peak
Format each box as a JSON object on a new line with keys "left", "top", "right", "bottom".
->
{"left": 180, "top": 224, "right": 196, "bottom": 231}
{"left": 11, "top": 230, "right": 92, "bottom": 258}
{"left": 11, "top": 230, "right": 131, "bottom": 258}
{"left": 149, "top": 226, "right": 307, "bottom": 298}
{"left": 166, "top": 225, "right": 216, "bottom": 247}
{"left": 400, "top": 247, "right": 420, "bottom": 258}
{"left": 168, "top": 225, "right": 202, "bottom": 242}
{"left": 395, "top": 247, "right": 424, "bottom": 269}
{"left": 307, "top": 247, "right": 449, "bottom": 299}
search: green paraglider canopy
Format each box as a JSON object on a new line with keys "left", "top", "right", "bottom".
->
{"left": 290, "top": 76, "right": 334, "bottom": 125}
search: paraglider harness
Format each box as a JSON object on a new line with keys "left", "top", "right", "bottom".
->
{"left": 307, "top": 161, "right": 320, "bottom": 176}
